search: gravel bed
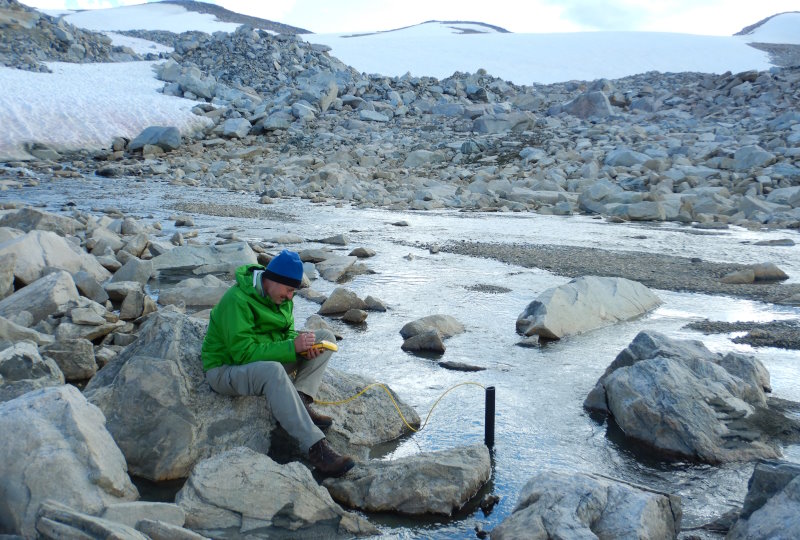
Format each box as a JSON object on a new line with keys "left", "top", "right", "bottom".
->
{"left": 438, "top": 241, "right": 800, "bottom": 305}
{"left": 686, "top": 320, "right": 800, "bottom": 350}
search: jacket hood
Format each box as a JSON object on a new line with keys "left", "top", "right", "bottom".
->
{"left": 235, "top": 264, "right": 264, "bottom": 298}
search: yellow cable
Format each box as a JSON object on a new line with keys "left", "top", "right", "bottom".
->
{"left": 315, "top": 381, "right": 486, "bottom": 433}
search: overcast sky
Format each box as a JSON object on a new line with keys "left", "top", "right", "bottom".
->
{"left": 22, "top": 0, "right": 800, "bottom": 35}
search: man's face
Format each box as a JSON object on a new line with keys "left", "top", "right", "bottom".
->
{"left": 263, "top": 278, "right": 295, "bottom": 304}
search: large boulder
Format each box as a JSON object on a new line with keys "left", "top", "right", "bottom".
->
{"left": 0, "top": 314, "right": 55, "bottom": 346}
{"left": 83, "top": 309, "right": 272, "bottom": 481}
{"left": 315, "top": 255, "right": 357, "bottom": 282}
{"left": 176, "top": 446, "right": 378, "bottom": 538}
{"left": 0, "top": 385, "right": 138, "bottom": 538}
{"left": 323, "top": 444, "right": 491, "bottom": 515}
{"left": 0, "top": 252, "right": 15, "bottom": 299}
{"left": 35, "top": 500, "right": 149, "bottom": 540}
{"left": 150, "top": 242, "right": 257, "bottom": 279}
{"left": 0, "top": 270, "right": 80, "bottom": 325}
{"left": 727, "top": 460, "right": 800, "bottom": 539}
{"left": 584, "top": 331, "right": 788, "bottom": 464}
{"left": 318, "top": 287, "right": 367, "bottom": 315}
{"left": 0, "top": 230, "right": 110, "bottom": 285}
{"left": 83, "top": 309, "right": 419, "bottom": 479}
{"left": 128, "top": 126, "right": 181, "bottom": 152}
{"left": 516, "top": 276, "right": 662, "bottom": 340}
{"left": 41, "top": 338, "right": 97, "bottom": 381}
{"left": 491, "top": 470, "right": 681, "bottom": 539}
{"left": 0, "top": 340, "right": 64, "bottom": 402}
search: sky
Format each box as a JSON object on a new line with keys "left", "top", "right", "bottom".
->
{"left": 20, "top": 0, "right": 800, "bottom": 36}
{"left": 0, "top": 5, "right": 796, "bottom": 161}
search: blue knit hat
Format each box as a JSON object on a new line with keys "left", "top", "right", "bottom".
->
{"left": 263, "top": 249, "right": 303, "bottom": 288}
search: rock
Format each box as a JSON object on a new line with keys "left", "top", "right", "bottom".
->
{"left": 128, "top": 126, "right": 181, "bottom": 152}
{"left": 734, "top": 145, "right": 775, "bottom": 171}
{"left": 84, "top": 309, "right": 271, "bottom": 481}
{"left": 101, "top": 501, "right": 185, "bottom": 528}
{"left": 403, "top": 149, "right": 447, "bottom": 168}
{"left": 349, "top": 247, "right": 375, "bottom": 258}
{"left": 318, "top": 287, "right": 367, "bottom": 315}
{"left": 324, "top": 444, "right": 491, "bottom": 515}
{"left": 104, "top": 281, "right": 143, "bottom": 302}
{"left": 0, "top": 315, "right": 54, "bottom": 345}
{"left": 604, "top": 147, "right": 652, "bottom": 167}
{"left": 72, "top": 270, "right": 110, "bottom": 304}
{"left": 751, "top": 262, "right": 789, "bottom": 282}
{"left": 318, "top": 233, "right": 348, "bottom": 245}
{"left": 0, "top": 270, "right": 80, "bottom": 325}
{"left": 150, "top": 242, "right": 257, "bottom": 278}
{"left": 402, "top": 329, "right": 446, "bottom": 353}
{"left": 41, "top": 338, "right": 97, "bottom": 381}
{"left": 400, "top": 314, "right": 465, "bottom": 339}
{"left": 0, "top": 386, "right": 138, "bottom": 538}
{"left": 0, "top": 207, "right": 82, "bottom": 236}
{"left": 516, "top": 276, "right": 662, "bottom": 340}
{"left": 110, "top": 257, "right": 154, "bottom": 285}
{"left": 316, "top": 368, "right": 420, "bottom": 459}
{"left": 584, "top": 331, "right": 786, "bottom": 464}
{"left": 158, "top": 274, "right": 230, "bottom": 307}
{"left": 136, "top": 519, "right": 209, "bottom": 540}
{"left": 220, "top": 117, "right": 251, "bottom": 139}
{"left": 315, "top": 255, "right": 357, "bottom": 282}
{"left": 35, "top": 500, "right": 148, "bottom": 540}
{"left": 721, "top": 269, "right": 756, "bottom": 284}
{"left": 438, "top": 360, "right": 485, "bottom": 372}
{"left": 176, "top": 446, "right": 378, "bottom": 538}
{"left": 727, "top": 460, "right": 800, "bottom": 539}
{"left": 0, "top": 230, "right": 110, "bottom": 285}
{"left": 559, "top": 90, "right": 613, "bottom": 118}
{"left": 343, "top": 308, "right": 367, "bottom": 323}
{"left": 0, "top": 252, "right": 16, "bottom": 299}
{"left": 0, "top": 341, "right": 64, "bottom": 402}
{"left": 364, "top": 295, "right": 387, "bottom": 311}
{"left": 491, "top": 470, "right": 681, "bottom": 539}
{"left": 472, "top": 111, "right": 536, "bottom": 134}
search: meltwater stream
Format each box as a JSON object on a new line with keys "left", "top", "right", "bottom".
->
{"left": 6, "top": 175, "right": 800, "bottom": 538}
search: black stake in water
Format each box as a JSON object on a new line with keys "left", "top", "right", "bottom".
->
{"left": 485, "top": 386, "right": 495, "bottom": 448}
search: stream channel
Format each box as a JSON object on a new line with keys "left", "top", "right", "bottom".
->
{"left": 5, "top": 174, "right": 800, "bottom": 539}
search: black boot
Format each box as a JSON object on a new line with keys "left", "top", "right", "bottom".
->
{"left": 308, "top": 439, "right": 355, "bottom": 477}
{"left": 299, "top": 392, "right": 333, "bottom": 430}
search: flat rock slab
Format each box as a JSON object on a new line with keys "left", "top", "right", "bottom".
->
{"left": 323, "top": 443, "right": 491, "bottom": 515}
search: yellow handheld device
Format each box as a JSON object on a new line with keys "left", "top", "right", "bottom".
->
{"left": 302, "top": 340, "right": 338, "bottom": 355}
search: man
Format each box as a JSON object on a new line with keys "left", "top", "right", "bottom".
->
{"left": 201, "top": 249, "right": 354, "bottom": 477}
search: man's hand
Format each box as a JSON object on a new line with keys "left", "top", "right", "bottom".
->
{"left": 294, "top": 332, "right": 321, "bottom": 358}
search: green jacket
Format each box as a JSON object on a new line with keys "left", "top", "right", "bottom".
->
{"left": 201, "top": 264, "right": 299, "bottom": 371}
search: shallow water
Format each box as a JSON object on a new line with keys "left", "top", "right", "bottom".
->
{"left": 4, "top": 175, "right": 800, "bottom": 538}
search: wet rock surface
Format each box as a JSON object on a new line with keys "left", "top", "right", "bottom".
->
{"left": 686, "top": 318, "right": 800, "bottom": 350}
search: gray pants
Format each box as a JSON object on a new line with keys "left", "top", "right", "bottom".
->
{"left": 205, "top": 329, "right": 335, "bottom": 452}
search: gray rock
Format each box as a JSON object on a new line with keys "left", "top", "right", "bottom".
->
{"left": 176, "top": 447, "right": 378, "bottom": 538}
{"left": 491, "top": 470, "right": 681, "bottom": 539}
{"left": 400, "top": 314, "right": 465, "bottom": 339}
{"left": 343, "top": 308, "right": 367, "bottom": 323}
{"left": 0, "top": 207, "right": 82, "bottom": 236}
{"left": 516, "top": 276, "right": 661, "bottom": 340}
{"left": 36, "top": 500, "right": 148, "bottom": 540}
{"left": 324, "top": 444, "right": 491, "bottom": 515}
{"left": 128, "top": 126, "right": 181, "bottom": 152}
{"left": 728, "top": 461, "right": 800, "bottom": 539}
{"left": 104, "top": 281, "right": 143, "bottom": 302}
{"left": 585, "top": 331, "right": 784, "bottom": 464}
{"left": 101, "top": 501, "right": 185, "bottom": 528}
{"left": 403, "top": 149, "right": 447, "bottom": 168}
{"left": 560, "top": 90, "right": 613, "bottom": 118}
{"left": 316, "top": 255, "right": 357, "bottom": 282}
{"left": 220, "top": 117, "right": 252, "bottom": 139}
{"left": 0, "top": 252, "right": 15, "bottom": 299}
{"left": 72, "top": 270, "right": 109, "bottom": 304}
{"left": 734, "top": 145, "right": 776, "bottom": 171}
{"left": 0, "top": 230, "right": 110, "bottom": 285}
{"left": 364, "top": 295, "right": 387, "bottom": 311}
{"left": 472, "top": 111, "right": 536, "bottom": 133}
{"left": 0, "top": 386, "right": 138, "bottom": 538}
{"left": 136, "top": 519, "right": 210, "bottom": 540}
{"left": 110, "top": 258, "right": 154, "bottom": 285}
{"left": 150, "top": 242, "right": 257, "bottom": 277}
{"left": 604, "top": 147, "right": 652, "bottom": 167}
{"left": 158, "top": 274, "right": 230, "bottom": 307}
{"left": 0, "top": 341, "right": 64, "bottom": 402}
{"left": 359, "top": 109, "right": 390, "bottom": 122}
{"left": 0, "top": 315, "right": 54, "bottom": 346}
{"left": 318, "top": 287, "right": 366, "bottom": 315}
{"left": 41, "top": 338, "right": 97, "bottom": 381}
{"left": 0, "top": 270, "right": 80, "bottom": 325}
{"left": 401, "top": 329, "right": 446, "bottom": 354}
